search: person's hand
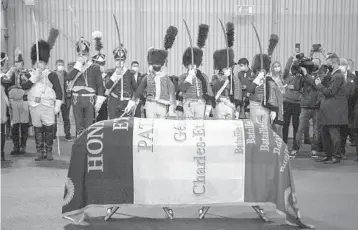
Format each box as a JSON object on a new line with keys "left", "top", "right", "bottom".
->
{"left": 270, "top": 111, "right": 277, "bottom": 121}
{"left": 115, "top": 67, "right": 123, "bottom": 76}
{"left": 300, "top": 67, "right": 307, "bottom": 76}
{"left": 287, "top": 84, "right": 294, "bottom": 89}
{"left": 315, "top": 77, "right": 322, "bottom": 85}
{"left": 124, "top": 100, "right": 136, "bottom": 114}
{"left": 205, "top": 105, "right": 212, "bottom": 118}
{"left": 253, "top": 71, "right": 265, "bottom": 85}
{"left": 224, "top": 68, "right": 231, "bottom": 77}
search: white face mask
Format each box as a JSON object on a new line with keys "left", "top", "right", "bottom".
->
{"left": 100, "top": 66, "right": 105, "bottom": 73}
{"left": 274, "top": 67, "right": 281, "bottom": 72}
{"left": 132, "top": 67, "right": 139, "bottom": 73}
{"left": 57, "top": 65, "right": 64, "bottom": 71}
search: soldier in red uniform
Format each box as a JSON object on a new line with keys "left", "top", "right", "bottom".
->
{"left": 66, "top": 36, "right": 106, "bottom": 137}
{"left": 125, "top": 26, "right": 178, "bottom": 118}
{"left": 21, "top": 28, "right": 63, "bottom": 161}
{"left": 178, "top": 24, "right": 214, "bottom": 119}
{"left": 211, "top": 22, "right": 242, "bottom": 119}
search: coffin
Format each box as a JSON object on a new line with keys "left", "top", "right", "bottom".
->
{"left": 62, "top": 118, "right": 313, "bottom": 228}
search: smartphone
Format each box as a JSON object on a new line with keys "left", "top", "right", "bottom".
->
{"left": 295, "top": 43, "right": 300, "bottom": 53}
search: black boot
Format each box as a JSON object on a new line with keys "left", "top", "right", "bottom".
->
{"left": 34, "top": 127, "right": 44, "bottom": 161}
{"left": 1, "top": 123, "right": 5, "bottom": 161}
{"left": 43, "top": 125, "right": 54, "bottom": 161}
{"left": 53, "top": 122, "right": 57, "bottom": 140}
{"left": 19, "top": 123, "right": 29, "bottom": 154}
{"left": 10, "top": 124, "right": 20, "bottom": 155}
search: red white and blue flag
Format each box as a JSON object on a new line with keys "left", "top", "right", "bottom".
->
{"left": 62, "top": 118, "right": 313, "bottom": 228}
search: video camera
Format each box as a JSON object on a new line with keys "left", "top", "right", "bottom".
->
{"left": 293, "top": 53, "right": 316, "bottom": 74}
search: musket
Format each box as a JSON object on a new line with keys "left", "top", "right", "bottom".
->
{"left": 105, "top": 14, "right": 124, "bottom": 98}
{"left": 218, "top": 18, "right": 233, "bottom": 95}
{"left": 251, "top": 22, "right": 266, "bottom": 106}
{"left": 69, "top": 5, "right": 84, "bottom": 57}
{"left": 182, "top": 19, "right": 200, "bottom": 97}
{"left": 31, "top": 10, "right": 39, "bottom": 68}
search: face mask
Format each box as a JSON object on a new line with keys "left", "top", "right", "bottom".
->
{"left": 327, "top": 65, "right": 334, "bottom": 72}
{"left": 57, "top": 65, "right": 64, "bottom": 71}
{"left": 132, "top": 67, "right": 139, "bottom": 72}
{"left": 100, "top": 66, "right": 105, "bottom": 73}
{"left": 37, "top": 62, "right": 46, "bottom": 70}
{"left": 15, "top": 62, "right": 23, "bottom": 69}
{"left": 274, "top": 67, "right": 281, "bottom": 72}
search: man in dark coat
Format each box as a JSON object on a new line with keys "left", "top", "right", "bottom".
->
{"left": 339, "top": 58, "right": 357, "bottom": 159}
{"left": 315, "top": 54, "right": 348, "bottom": 164}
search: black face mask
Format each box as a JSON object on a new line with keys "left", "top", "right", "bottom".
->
{"left": 327, "top": 65, "right": 334, "bottom": 72}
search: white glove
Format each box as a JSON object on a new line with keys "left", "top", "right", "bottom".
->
{"left": 270, "top": 111, "right": 277, "bottom": 121}
{"left": 94, "top": 96, "right": 106, "bottom": 113}
{"left": 253, "top": 71, "right": 265, "bottom": 85}
{"left": 224, "top": 68, "right": 232, "bottom": 77}
{"left": 124, "top": 100, "right": 136, "bottom": 114}
{"left": 73, "top": 61, "right": 84, "bottom": 72}
{"left": 167, "top": 105, "right": 177, "bottom": 117}
{"left": 205, "top": 105, "right": 212, "bottom": 118}
{"left": 110, "top": 71, "right": 121, "bottom": 82}
{"left": 29, "top": 68, "right": 42, "bottom": 83}
{"left": 54, "top": 100, "right": 63, "bottom": 114}
{"left": 185, "top": 69, "right": 196, "bottom": 84}
{"left": 235, "top": 111, "right": 240, "bottom": 119}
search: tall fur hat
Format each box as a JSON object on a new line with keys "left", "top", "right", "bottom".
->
{"left": 213, "top": 22, "right": 235, "bottom": 70}
{"left": 31, "top": 28, "right": 59, "bottom": 65}
{"left": 113, "top": 44, "right": 127, "bottom": 61}
{"left": 76, "top": 37, "right": 90, "bottom": 54}
{"left": 91, "top": 31, "right": 106, "bottom": 65}
{"left": 14, "top": 48, "right": 24, "bottom": 63}
{"left": 148, "top": 26, "right": 178, "bottom": 67}
{"left": 251, "top": 34, "right": 279, "bottom": 73}
{"left": 182, "top": 24, "right": 209, "bottom": 68}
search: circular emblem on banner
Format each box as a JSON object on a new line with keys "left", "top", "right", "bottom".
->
{"left": 63, "top": 177, "right": 75, "bottom": 207}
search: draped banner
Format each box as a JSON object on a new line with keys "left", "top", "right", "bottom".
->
{"left": 62, "top": 118, "right": 313, "bottom": 229}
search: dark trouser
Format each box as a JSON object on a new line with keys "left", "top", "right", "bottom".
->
{"left": 352, "top": 128, "right": 358, "bottom": 157}
{"left": 134, "top": 100, "right": 145, "bottom": 118}
{"left": 96, "top": 99, "right": 108, "bottom": 122}
{"left": 340, "top": 125, "right": 353, "bottom": 156}
{"left": 294, "top": 108, "right": 318, "bottom": 151}
{"left": 11, "top": 123, "right": 29, "bottom": 151}
{"left": 1, "top": 123, "right": 5, "bottom": 159}
{"left": 322, "top": 125, "right": 342, "bottom": 158}
{"left": 108, "top": 96, "right": 129, "bottom": 119}
{"left": 317, "top": 124, "right": 324, "bottom": 152}
{"left": 304, "top": 122, "right": 310, "bottom": 141}
{"left": 53, "top": 104, "right": 71, "bottom": 139}
{"left": 282, "top": 101, "right": 301, "bottom": 145}
{"left": 72, "top": 94, "right": 95, "bottom": 135}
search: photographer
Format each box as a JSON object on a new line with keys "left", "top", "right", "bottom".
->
{"left": 290, "top": 60, "right": 320, "bottom": 158}
{"left": 315, "top": 53, "right": 347, "bottom": 164}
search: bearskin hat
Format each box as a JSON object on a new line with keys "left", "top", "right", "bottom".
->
{"left": 182, "top": 24, "right": 209, "bottom": 68}
{"left": 148, "top": 26, "right": 178, "bottom": 67}
{"left": 91, "top": 31, "right": 106, "bottom": 65}
{"left": 113, "top": 44, "right": 127, "bottom": 61}
{"left": 251, "top": 34, "right": 279, "bottom": 73}
{"left": 76, "top": 37, "right": 90, "bottom": 54}
{"left": 30, "top": 28, "right": 59, "bottom": 65}
{"left": 213, "top": 22, "right": 235, "bottom": 70}
{"left": 14, "top": 48, "right": 24, "bottom": 63}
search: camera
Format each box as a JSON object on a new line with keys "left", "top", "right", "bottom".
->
{"left": 294, "top": 53, "right": 315, "bottom": 74}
